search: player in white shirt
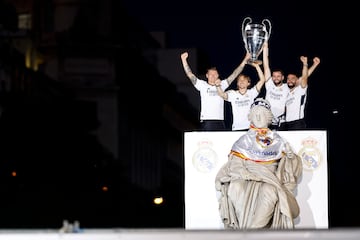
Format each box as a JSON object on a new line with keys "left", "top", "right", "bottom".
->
{"left": 284, "top": 57, "right": 320, "bottom": 130}
{"left": 215, "top": 53, "right": 266, "bottom": 131}
{"left": 262, "top": 41, "right": 289, "bottom": 130}
{"left": 181, "top": 51, "right": 248, "bottom": 131}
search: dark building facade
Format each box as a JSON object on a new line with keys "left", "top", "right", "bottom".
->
{"left": 0, "top": 0, "right": 198, "bottom": 228}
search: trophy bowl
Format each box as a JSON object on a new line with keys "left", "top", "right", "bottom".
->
{"left": 242, "top": 17, "right": 271, "bottom": 64}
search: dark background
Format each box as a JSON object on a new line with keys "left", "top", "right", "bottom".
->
{"left": 0, "top": 0, "right": 356, "bottom": 230}
{"left": 124, "top": 0, "right": 346, "bottom": 127}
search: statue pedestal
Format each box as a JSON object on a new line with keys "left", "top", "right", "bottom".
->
{"left": 184, "top": 130, "right": 328, "bottom": 229}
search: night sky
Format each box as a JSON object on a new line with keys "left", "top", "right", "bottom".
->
{"left": 123, "top": 1, "right": 333, "bottom": 72}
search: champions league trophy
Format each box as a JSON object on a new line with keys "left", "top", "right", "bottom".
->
{"left": 241, "top": 17, "right": 272, "bottom": 64}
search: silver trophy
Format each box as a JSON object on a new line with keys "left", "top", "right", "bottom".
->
{"left": 241, "top": 17, "right": 271, "bottom": 64}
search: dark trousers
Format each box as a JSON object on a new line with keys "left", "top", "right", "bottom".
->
{"left": 269, "top": 123, "right": 286, "bottom": 131}
{"left": 200, "top": 120, "right": 226, "bottom": 131}
{"left": 283, "top": 119, "right": 306, "bottom": 130}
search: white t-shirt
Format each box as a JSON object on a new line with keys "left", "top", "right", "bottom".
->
{"left": 265, "top": 79, "right": 290, "bottom": 124}
{"left": 194, "top": 79, "right": 229, "bottom": 120}
{"left": 226, "top": 87, "right": 260, "bottom": 130}
{"left": 285, "top": 85, "right": 307, "bottom": 122}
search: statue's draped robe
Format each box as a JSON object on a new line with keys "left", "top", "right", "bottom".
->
{"left": 215, "top": 128, "right": 303, "bottom": 229}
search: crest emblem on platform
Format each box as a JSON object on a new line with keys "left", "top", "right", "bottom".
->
{"left": 192, "top": 139, "right": 218, "bottom": 173}
{"left": 298, "top": 137, "right": 322, "bottom": 171}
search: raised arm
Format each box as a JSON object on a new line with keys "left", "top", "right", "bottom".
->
{"left": 250, "top": 62, "right": 266, "bottom": 92}
{"left": 299, "top": 56, "right": 309, "bottom": 88}
{"left": 308, "top": 57, "right": 320, "bottom": 77}
{"left": 262, "top": 41, "right": 271, "bottom": 81}
{"left": 224, "top": 52, "right": 251, "bottom": 85}
{"left": 299, "top": 56, "right": 320, "bottom": 83}
{"left": 215, "top": 79, "right": 228, "bottom": 100}
{"left": 181, "top": 52, "right": 197, "bottom": 85}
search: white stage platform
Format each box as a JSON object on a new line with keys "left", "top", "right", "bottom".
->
{"left": 184, "top": 131, "right": 328, "bottom": 229}
{"left": 0, "top": 228, "right": 360, "bottom": 240}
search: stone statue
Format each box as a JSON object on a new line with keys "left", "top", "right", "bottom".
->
{"left": 215, "top": 98, "right": 302, "bottom": 229}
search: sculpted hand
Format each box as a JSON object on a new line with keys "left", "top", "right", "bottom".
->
{"left": 238, "top": 167, "right": 261, "bottom": 181}
{"left": 285, "top": 142, "right": 294, "bottom": 159}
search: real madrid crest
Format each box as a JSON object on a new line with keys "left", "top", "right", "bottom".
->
{"left": 298, "top": 137, "right": 322, "bottom": 171}
{"left": 192, "top": 139, "right": 218, "bottom": 173}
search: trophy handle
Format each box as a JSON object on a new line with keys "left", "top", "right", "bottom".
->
{"left": 262, "top": 19, "right": 272, "bottom": 40}
{"left": 242, "top": 17, "right": 252, "bottom": 46}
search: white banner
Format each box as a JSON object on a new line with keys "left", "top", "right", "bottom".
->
{"left": 184, "top": 130, "right": 328, "bottom": 229}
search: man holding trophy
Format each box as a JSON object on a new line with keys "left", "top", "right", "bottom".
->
{"left": 262, "top": 40, "right": 289, "bottom": 130}
{"left": 241, "top": 17, "right": 288, "bottom": 130}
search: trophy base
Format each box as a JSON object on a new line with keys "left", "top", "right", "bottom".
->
{"left": 248, "top": 59, "right": 262, "bottom": 65}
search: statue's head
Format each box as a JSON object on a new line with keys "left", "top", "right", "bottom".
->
{"left": 248, "top": 98, "right": 273, "bottom": 128}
